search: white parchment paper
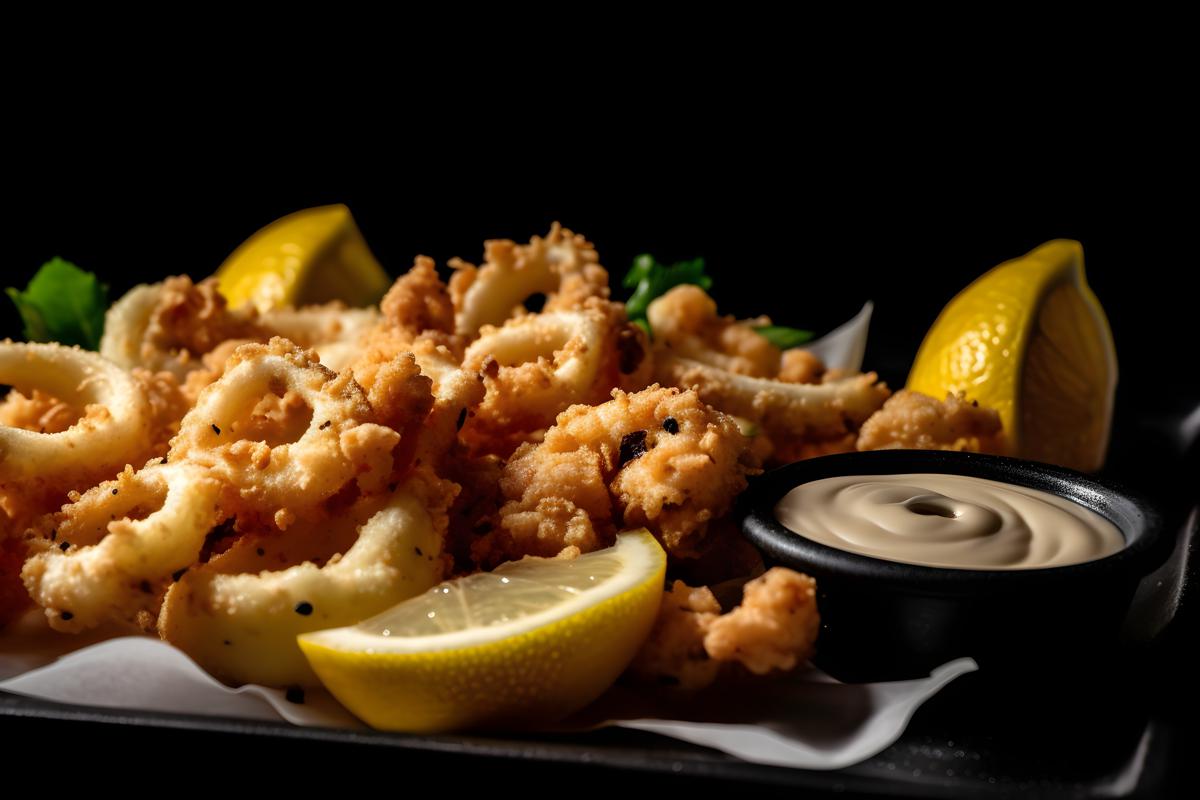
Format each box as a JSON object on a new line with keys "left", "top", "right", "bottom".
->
{"left": 0, "top": 613, "right": 975, "bottom": 771}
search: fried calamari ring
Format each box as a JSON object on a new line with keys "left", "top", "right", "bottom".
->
{"left": 461, "top": 303, "right": 652, "bottom": 456}
{"left": 487, "top": 385, "right": 753, "bottom": 564}
{"left": 170, "top": 338, "right": 401, "bottom": 512}
{"left": 653, "top": 351, "right": 889, "bottom": 444}
{"left": 449, "top": 223, "right": 610, "bottom": 337}
{"left": 101, "top": 276, "right": 267, "bottom": 379}
{"left": 647, "top": 284, "right": 782, "bottom": 378}
{"left": 158, "top": 470, "right": 454, "bottom": 687}
{"left": 263, "top": 305, "right": 380, "bottom": 374}
{"left": 0, "top": 342, "right": 149, "bottom": 486}
{"left": 21, "top": 462, "right": 222, "bottom": 633}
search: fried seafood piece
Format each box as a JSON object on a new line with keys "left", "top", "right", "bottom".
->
{"left": 459, "top": 300, "right": 652, "bottom": 457}
{"left": 856, "top": 390, "right": 1007, "bottom": 454}
{"left": 655, "top": 352, "right": 889, "bottom": 457}
{"left": 647, "top": 284, "right": 782, "bottom": 378}
{"left": 347, "top": 257, "right": 465, "bottom": 378}
{"left": 628, "top": 568, "right": 819, "bottom": 690}
{"left": 1, "top": 341, "right": 154, "bottom": 531}
{"left": 646, "top": 285, "right": 890, "bottom": 464}
{"left": 0, "top": 388, "right": 78, "bottom": 434}
{"left": 21, "top": 461, "right": 223, "bottom": 633}
{"left": 480, "top": 385, "right": 753, "bottom": 565}
{"left": 158, "top": 469, "right": 456, "bottom": 687}
{"left": 448, "top": 222, "right": 611, "bottom": 336}
{"left": 169, "top": 338, "right": 412, "bottom": 516}
{"left": 102, "top": 275, "right": 383, "bottom": 378}
{"left": 101, "top": 276, "right": 269, "bottom": 379}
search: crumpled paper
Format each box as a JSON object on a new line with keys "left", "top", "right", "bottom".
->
{"left": 807, "top": 301, "right": 873, "bottom": 373}
{"left": 0, "top": 617, "right": 976, "bottom": 771}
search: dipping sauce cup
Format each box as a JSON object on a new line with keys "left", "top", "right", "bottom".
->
{"left": 740, "top": 450, "right": 1167, "bottom": 682}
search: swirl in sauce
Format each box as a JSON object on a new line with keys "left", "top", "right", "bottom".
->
{"left": 774, "top": 473, "right": 1124, "bottom": 570}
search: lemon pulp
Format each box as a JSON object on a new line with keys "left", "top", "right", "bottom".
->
{"left": 215, "top": 204, "right": 390, "bottom": 313}
{"left": 908, "top": 240, "right": 1116, "bottom": 471}
{"left": 298, "top": 530, "right": 667, "bottom": 732}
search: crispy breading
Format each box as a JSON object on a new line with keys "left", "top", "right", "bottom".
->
{"left": 449, "top": 223, "right": 611, "bottom": 337}
{"left": 460, "top": 299, "right": 652, "bottom": 457}
{"left": 479, "top": 385, "right": 753, "bottom": 565}
{"left": 856, "top": 390, "right": 1007, "bottom": 454}
{"left": 703, "top": 568, "right": 819, "bottom": 674}
{"left": 627, "top": 580, "right": 723, "bottom": 690}
{"left": 0, "top": 389, "right": 78, "bottom": 434}
{"left": 630, "top": 568, "right": 819, "bottom": 689}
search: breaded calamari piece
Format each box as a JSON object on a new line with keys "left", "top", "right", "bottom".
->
{"left": 646, "top": 285, "right": 889, "bottom": 465}
{"left": 481, "top": 385, "right": 753, "bottom": 565}
{"left": 856, "top": 390, "right": 1007, "bottom": 454}
{"left": 647, "top": 284, "right": 782, "bottom": 378}
{"left": 460, "top": 299, "right": 652, "bottom": 457}
{"left": 629, "top": 568, "right": 819, "bottom": 689}
{"left": 448, "top": 223, "right": 611, "bottom": 337}
{"left": 0, "top": 389, "right": 78, "bottom": 434}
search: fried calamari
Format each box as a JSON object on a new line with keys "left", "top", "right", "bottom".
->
{"left": 856, "top": 390, "right": 1007, "bottom": 454}
{"left": 449, "top": 223, "right": 611, "bottom": 337}
{"left": 480, "top": 385, "right": 754, "bottom": 565}
{"left": 629, "top": 568, "right": 819, "bottom": 690}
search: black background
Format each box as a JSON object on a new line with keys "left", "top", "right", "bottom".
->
{"left": 5, "top": 153, "right": 1194, "bottom": 405}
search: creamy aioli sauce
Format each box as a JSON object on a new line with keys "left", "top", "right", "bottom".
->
{"left": 774, "top": 473, "right": 1124, "bottom": 569}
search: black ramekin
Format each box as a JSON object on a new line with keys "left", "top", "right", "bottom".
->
{"left": 739, "top": 450, "right": 1169, "bottom": 683}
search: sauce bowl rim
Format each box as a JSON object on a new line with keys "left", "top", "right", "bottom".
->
{"left": 739, "top": 450, "right": 1164, "bottom": 593}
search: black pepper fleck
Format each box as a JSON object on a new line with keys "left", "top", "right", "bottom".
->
{"left": 285, "top": 686, "right": 305, "bottom": 704}
{"left": 456, "top": 408, "right": 467, "bottom": 430}
{"left": 319, "top": 420, "right": 332, "bottom": 430}
{"left": 414, "top": 547, "right": 423, "bottom": 557}
{"left": 618, "top": 430, "right": 648, "bottom": 468}
{"left": 223, "top": 640, "right": 231, "bottom": 646}
{"left": 140, "top": 580, "right": 152, "bottom": 594}
{"left": 112, "top": 488, "right": 119, "bottom": 495}
{"left": 256, "top": 547, "right": 265, "bottom": 556}
{"left": 60, "top": 611, "right": 74, "bottom": 621}
{"left": 662, "top": 417, "right": 679, "bottom": 434}
{"left": 294, "top": 601, "right": 313, "bottom": 616}
{"left": 59, "top": 541, "right": 70, "bottom": 551}
{"left": 211, "top": 423, "right": 221, "bottom": 435}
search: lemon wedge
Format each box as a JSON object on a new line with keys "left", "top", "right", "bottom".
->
{"left": 298, "top": 530, "right": 667, "bottom": 732}
{"left": 214, "top": 205, "right": 391, "bottom": 313}
{"left": 907, "top": 239, "right": 1117, "bottom": 472}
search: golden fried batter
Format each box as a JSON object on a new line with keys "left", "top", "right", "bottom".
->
{"left": 648, "top": 284, "right": 781, "bottom": 377}
{"left": 0, "top": 389, "right": 79, "bottom": 434}
{"left": 628, "top": 580, "right": 722, "bottom": 690}
{"left": 647, "top": 284, "right": 890, "bottom": 466}
{"left": 703, "top": 568, "right": 819, "bottom": 674}
{"left": 448, "top": 223, "right": 611, "bottom": 337}
{"left": 480, "top": 386, "right": 753, "bottom": 565}
{"left": 857, "top": 390, "right": 1007, "bottom": 454}
{"left": 460, "top": 299, "right": 652, "bottom": 457}
{"left": 630, "top": 568, "right": 819, "bottom": 689}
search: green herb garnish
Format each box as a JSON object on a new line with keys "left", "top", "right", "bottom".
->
{"left": 6, "top": 258, "right": 109, "bottom": 350}
{"left": 751, "top": 325, "right": 814, "bottom": 349}
{"left": 623, "top": 254, "right": 712, "bottom": 332}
